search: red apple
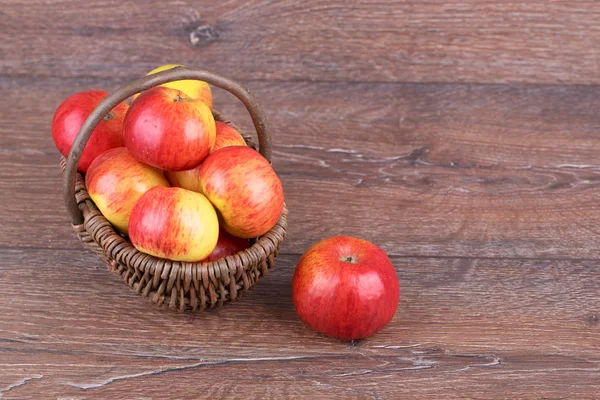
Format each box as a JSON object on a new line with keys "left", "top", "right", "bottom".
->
{"left": 164, "top": 121, "right": 247, "bottom": 191}
{"left": 200, "top": 229, "right": 249, "bottom": 262}
{"left": 128, "top": 186, "right": 219, "bottom": 262}
{"left": 198, "top": 146, "right": 284, "bottom": 238}
{"left": 292, "top": 236, "right": 399, "bottom": 341}
{"left": 85, "top": 147, "right": 170, "bottom": 234}
{"left": 123, "top": 86, "right": 215, "bottom": 171}
{"left": 52, "top": 90, "right": 128, "bottom": 172}
{"left": 213, "top": 121, "right": 246, "bottom": 152}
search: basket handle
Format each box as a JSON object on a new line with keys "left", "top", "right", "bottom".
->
{"left": 64, "top": 67, "right": 272, "bottom": 225}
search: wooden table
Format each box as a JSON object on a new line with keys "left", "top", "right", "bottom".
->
{"left": 2, "top": 1, "right": 600, "bottom": 398}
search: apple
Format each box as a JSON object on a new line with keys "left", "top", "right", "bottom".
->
{"left": 163, "top": 165, "right": 202, "bottom": 193}
{"left": 123, "top": 86, "right": 216, "bottom": 171}
{"left": 198, "top": 146, "right": 284, "bottom": 238}
{"left": 213, "top": 121, "right": 247, "bottom": 151}
{"left": 164, "top": 121, "right": 247, "bottom": 191}
{"left": 200, "top": 229, "right": 249, "bottom": 262}
{"left": 134, "top": 64, "right": 213, "bottom": 109}
{"left": 292, "top": 236, "right": 400, "bottom": 341}
{"left": 85, "top": 147, "right": 170, "bottom": 234}
{"left": 52, "top": 90, "right": 128, "bottom": 172}
{"left": 128, "top": 186, "right": 219, "bottom": 262}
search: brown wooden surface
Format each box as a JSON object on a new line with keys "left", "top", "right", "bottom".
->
{"left": 1, "top": 1, "right": 600, "bottom": 399}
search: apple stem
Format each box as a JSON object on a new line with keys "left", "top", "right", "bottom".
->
{"left": 103, "top": 112, "right": 114, "bottom": 121}
{"left": 340, "top": 255, "right": 358, "bottom": 264}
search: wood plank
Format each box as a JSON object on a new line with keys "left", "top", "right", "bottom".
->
{"left": 1, "top": 1, "right": 600, "bottom": 84}
{"left": 0, "top": 249, "right": 599, "bottom": 398}
{"left": 2, "top": 353, "right": 599, "bottom": 399}
{"left": 3, "top": 78, "right": 600, "bottom": 258}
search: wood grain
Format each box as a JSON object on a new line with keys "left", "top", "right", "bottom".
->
{"left": 3, "top": 0, "right": 600, "bottom": 397}
{"left": 3, "top": 77, "right": 600, "bottom": 258}
{"left": 1, "top": 250, "right": 599, "bottom": 399}
{"left": 1, "top": 0, "right": 600, "bottom": 84}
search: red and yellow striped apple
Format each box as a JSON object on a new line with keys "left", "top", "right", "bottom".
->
{"left": 123, "top": 86, "right": 215, "bottom": 171}
{"left": 85, "top": 147, "right": 169, "bottom": 234}
{"left": 292, "top": 236, "right": 400, "bottom": 341}
{"left": 164, "top": 121, "right": 247, "bottom": 191}
{"left": 134, "top": 64, "right": 212, "bottom": 109}
{"left": 200, "top": 229, "right": 249, "bottom": 262}
{"left": 128, "top": 186, "right": 219, "bottom": 262}
{"left": 198, "top": 146, "right": 284, "bottom": 238}
{"left": 212, "top": 121, "right": 246, "bottom": 151}
{"left": 52, "top": 90, "right": 128, "bottom": 172}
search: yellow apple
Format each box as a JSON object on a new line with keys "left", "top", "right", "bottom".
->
{"left": 85, "top": 147, "right": 170, "bottom": 234}
{"left": 134, "top": 64, "right": 213, "bottom": 109}
{"left": 128, "top": 187, "right": 219, "bottom": 262}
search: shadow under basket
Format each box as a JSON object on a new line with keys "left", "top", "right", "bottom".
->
{"left": 60, "top": 68, "right": 288, "bottom": 311}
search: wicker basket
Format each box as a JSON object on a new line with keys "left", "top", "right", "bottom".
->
{"left": 61, "top": 68, "right": 288, "bottom": 311}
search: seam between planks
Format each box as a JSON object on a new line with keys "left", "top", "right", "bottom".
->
{"left": 2, "top": 245, "right": 600, "bottom": 262}
{"left": 3, "top": 73, "right": 600, "bottom": 89}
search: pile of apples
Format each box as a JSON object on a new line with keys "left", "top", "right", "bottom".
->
{"left": 52, "top": 65, "right": 284, "bottom": 263}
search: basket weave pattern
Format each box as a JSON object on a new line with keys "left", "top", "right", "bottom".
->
{"left": 61, "top": 105, "right": 288, "bottom": 311}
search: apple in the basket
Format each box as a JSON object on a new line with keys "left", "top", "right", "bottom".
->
{"left": 52, "top": 90, "right": 128, "bottom": 172}
{"left": 213, "top": 121, "right": 246, "bottom": 151}
{"left": 134, "top": 64, "right": 213, "bottom": 109}
{"left": 85, "top": 147, "right": 170, "bottom": 234}
{"left": 198, "top": 146, "right": 284, "bottom": 238}
{"left": 292, "top": 236, "right": 400, "bottom": 341}
{"left": 123, "top": 86, "right": 216, "bottom": 171}
{"left": 164, "top": 121, "right": 247, "bottom": 191}
{"left": 128, "top": 186, "right": 219, "bottom": 262}
{"left": 200, "top": 229, "right": 250, "bottom": 262}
